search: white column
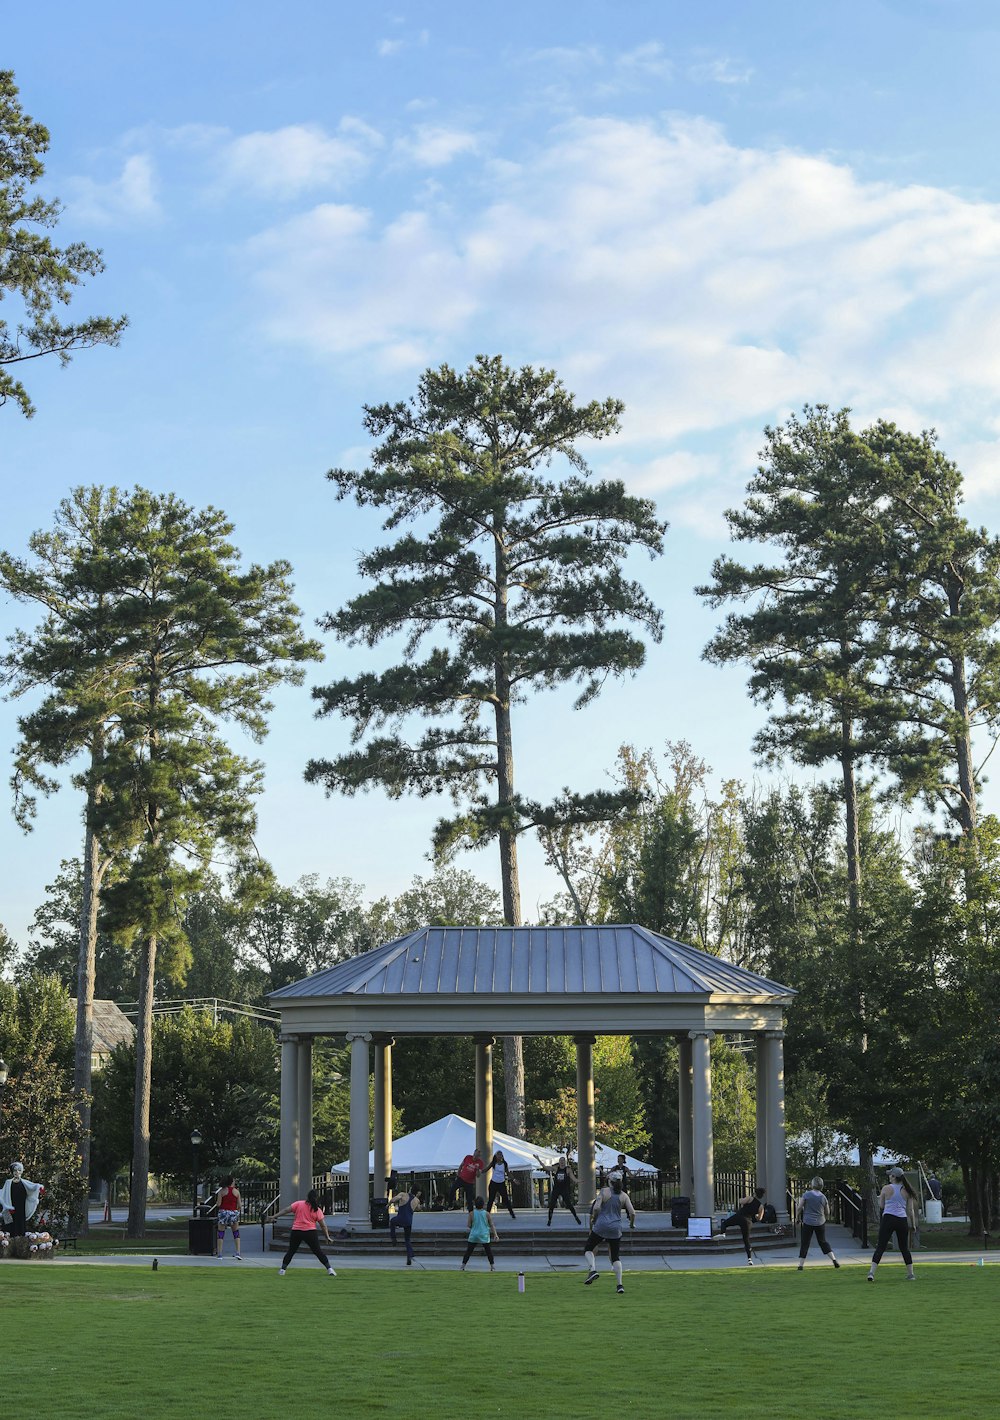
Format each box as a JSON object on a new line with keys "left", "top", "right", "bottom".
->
{"left": 297, "top": 1037, "right": 313, "bottom": 1195}
{"left": 689, "top": 1030, "right": 716, "bottom": 1220}
{"left": 678, "top": 1033, "right": 693, "bottom": 1201}
{"left": 474, "top": 1036, "right": 494, "bottom": 1175}
{"left": 347, "top": 1031, "right": 372, "bottom": 1227}
{"left": 279, "top": 1035, "right": 300, "bottom": 1207}
{"left": 764, "top": 1029, "right": 788, "bottom": 1220}
{"left": 575, "top": 1034, "right": 597, "bottom": 1208}
{"left": 754, "top": 1033, "right": 768, "bottom": 1192}
{"left": 373, "top": 1036, "right": 394, "bottom": 1198}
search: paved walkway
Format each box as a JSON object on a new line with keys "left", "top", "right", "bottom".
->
{"left": 56, "top": 1220, "right": 999, "bottom": 1273}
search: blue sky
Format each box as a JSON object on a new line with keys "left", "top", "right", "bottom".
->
{"left": 4, "top": 1, "right": 1000, "bottom": 947}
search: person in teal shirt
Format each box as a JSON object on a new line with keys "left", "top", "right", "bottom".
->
{"left": 461, "top": 1196, "right": 498, "bottom": 1271}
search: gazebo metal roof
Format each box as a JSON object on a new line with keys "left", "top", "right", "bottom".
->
{"left": 270, "top": 924, "right": 793, "bottom": 1008}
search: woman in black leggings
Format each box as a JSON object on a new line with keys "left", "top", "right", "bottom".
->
{"left": 278, "top": 1190, "right": 336, "bottom": 1275}
{"left": 717, "top": 1187, "right": 765, "bottom": 1264}
{"left": 486, "top": 1150, "right": 517, "bottom": 1219}
{"left": 868, "top": 1168, "right": 917, "bottom": 1282}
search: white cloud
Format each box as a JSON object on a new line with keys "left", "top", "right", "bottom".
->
{"left": 219, "top": 121, "right": 382, "bottom": 198}
{"left": 66, "top": 154, "right": 160, "bottom": 226}
{"left": 240, "top": 113, "right": 1000, "bottom": 515}
{"left": 377, "top": 38, "right": 405, "bottom": 57}
{"left": 395, "top": 124, "right": 480, "bottom": 167}
{"left": 688, "top": 56, "right": 753, "bottom": 85}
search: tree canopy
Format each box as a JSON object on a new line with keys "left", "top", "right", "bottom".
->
{"left": 0, "top": 71, "right": 126, "bottom": 416}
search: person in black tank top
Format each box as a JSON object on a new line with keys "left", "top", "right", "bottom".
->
{"left": 535, "top": 1153, "right": 582, "bottom": 1225}
{"left": 717, "top": 1187, "right": 765, "bottom": 1263}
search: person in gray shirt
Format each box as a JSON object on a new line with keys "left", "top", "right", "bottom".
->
{"left": 583, "top": 1178, "right": 636, "bottom": 1294}
{"left": 795, "top": 1176, "right": 840, "bottom": 1270}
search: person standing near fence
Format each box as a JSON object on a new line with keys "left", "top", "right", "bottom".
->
{"left": 795, "top": 1177, "right": 840, "bottom": 1270}
{"left": 389, "top": 1186, "right": 423, "bottom": 1265}
{"left": 460, "top": 1196, "right": 498, "bottom": 1271}
{"left": 717, "top": 1187, "right": 765, "bottom": 1264}
{"left": 868, "top": 1168, "right": 918, "bottom": 1282}
{"left": 278, "top": 1190, "right": 336, "bottom": 1276}
{"left": 212, "top": 1176, "right": 243, "bottom": 1259}
{"left": 584, "top": 1178, "right": 636, "bottom": 1294}
{"left": 486, "top": 1150, "right": 517, "bottom": 1219}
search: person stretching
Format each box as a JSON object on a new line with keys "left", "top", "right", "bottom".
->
{"left": 718, "top": 1187, "right": 765, "bottom": 1264}
{"left": 389, "top": 1186, "right": 423, "bottom": 1266}
{"left": 584, "top": 1178, "right": 636, "bottom": 1294}
{"left": 535, "top": 1154, "right": 582, "bottom": 1225}
{"left": 868, "top": 1168, "right": 918, "bottom": 1282}
{"left": 278, "top": 1189, "right": 336, "bottom": 1276}
{"left": 795, "top": 1177, "right": 840, "bottom": 1270}
{"left": 486, "top": 1151, "right": 517, "bottom": 1220}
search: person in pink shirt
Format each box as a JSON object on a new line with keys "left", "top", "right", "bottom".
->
{"left": 277, "top": 1189, "right": 336, "bottom": 1275}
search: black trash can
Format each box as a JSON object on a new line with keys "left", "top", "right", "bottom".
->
{"left": 669, "top": 1195, "right": 691, "bottom": 1229}
{"left": 370, "top": 1197, "right": 389, "bottom": 1229}
{"left": 188, "top": 1215, "right": 216, "bottom": 1255}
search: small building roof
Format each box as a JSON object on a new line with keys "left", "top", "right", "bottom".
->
{"left": 71, "top": 998, "right": 135, "bottom": 1056}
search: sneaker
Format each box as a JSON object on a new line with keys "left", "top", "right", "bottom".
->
{"left": 406, "top": 1257, "right": 412, "bottom": 1266}
{"left": 616, "top": 1284, "right": 625, "bottom": 1294}
{"left": 832, "top": 1258, "right": 840, "bottom": 1269}
{"left": 906, "top": 1273, "right": 916, "bottom": 1281}
{"left": 585, "top": 1270, "right": 600, "bottom": 1285}
{"left": 867, "top": 1273, "right": 875, "bottom": 1282}
{"left": 234, "top": 1254, "right": 242, "bottom": 1261}
{"left": 796, "top": 1263, "right": 804, "bottom": 1271}
{"left": 747, "top": 1258, "right": 754, "bottom": 1267}
{"left": 460, "top": 1264, "right": 466, "bottom": 1271}
{"left": 327, "top": 1268, "right": 337, "bottom": 1276}
{"left": 278, "top": 1268, "right": 286, "bottom": 1275}
{"left": 490, "top": 1265, "right": 495, "bottom": 1272}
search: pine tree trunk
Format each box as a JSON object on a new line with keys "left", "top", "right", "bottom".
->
{"left": 494, "top": 515, "right": 526, "bottom": 1136}
{"left": 73, "top": 741, "right": 106, "bottom": 1237}
{"left": 127, "top": 932, "right": 157, "bottom": 1238}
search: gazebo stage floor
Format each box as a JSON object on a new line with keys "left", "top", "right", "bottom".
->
{"left": 269, "top": 1213, "right": 791, "bottom": 1257}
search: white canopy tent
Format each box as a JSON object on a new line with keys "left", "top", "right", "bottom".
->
{"left": 330, "top": 1113, "right": 561, "bottom": 1177}
{"left": 592, "top": 1142, "right": 659, "bottom": 1176}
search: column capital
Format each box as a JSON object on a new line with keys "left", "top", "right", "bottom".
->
{"left": 278, "top": 1033, "right": 300, "bottom": 1045}
{"left": 473, "top": 1034, "right": 496, "bottom": 1047}
{"left": 345, "top": 1030, "right": 373, "bottom": 1044}
{"left": 371, "top": 1033, "right": 395, "bottom": 1047}
{"left": 573, "top": 1033, "right": 597, "bottom": 1046}
{"left": 763, "top": 1029, "right": 785, "bottom": 1041}
{"left": 688, "top": 1029, "right": 716, "bottom": 1042}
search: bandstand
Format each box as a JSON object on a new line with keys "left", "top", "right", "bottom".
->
{"left": 269, "top": 924, "right": 795, "bottom": 1224}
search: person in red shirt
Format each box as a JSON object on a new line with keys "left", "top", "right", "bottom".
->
{"left": 457, "top": 1150, "right": 485, "bottom": 1209}
{"left": 212, "top": 1176, "right": 242, "bottom": 1259}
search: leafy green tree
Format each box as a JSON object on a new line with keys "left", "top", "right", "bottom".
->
{"left": 44, "top": 489, "right": 320, "bottom": 1235}
{"left": 865, "top": 423, "right": 1000, "bottom": 839}
{"left": 0, "top": 71, "right": 126, "bottom": 416}
{"left": 308, "top": 355, "right": 666, "bottom": 1132}
{"left": 91, "top": 1010, "right": 280, "bottom": 1183}
{"left": 0, "top": 977, "right": 84, "bottom": 1227}
{"left": 1, "top": 487, "right": 137, "bottom": 1225}
{"left": 18, "top": 858, "right": 137, "bottom": 998}
{"left": 0, "top": 922, "right": 16, "bottom": 977}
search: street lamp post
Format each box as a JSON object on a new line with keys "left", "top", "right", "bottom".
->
{"left": 191, "top": 1129, "right": 202, "bottom": 1216}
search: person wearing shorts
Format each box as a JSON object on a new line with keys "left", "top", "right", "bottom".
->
{"left": 718, "top": 1187, "right": 765, "bottom": 1264}
{"left": 795, "top": 1176, "right": 840, "bottom": 1270}
{"left": 868, "top": 1168, "right": 918, "bottom": 1282}
{"left": 584, "top": 1178, "right": 635, "bottom": 1293}
{"left": 213, "top": 1176, "right": 242, "bottom": 1258}
{"left": 278, "top": 1190, "right": 336, "bottom": 1276}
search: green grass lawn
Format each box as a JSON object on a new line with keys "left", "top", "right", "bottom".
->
{"left": 71, "top": 1217, "right": 192, "bottom": 1256}
{"left": 2, "top": 1262, "right": 995, "bottom": 1418}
